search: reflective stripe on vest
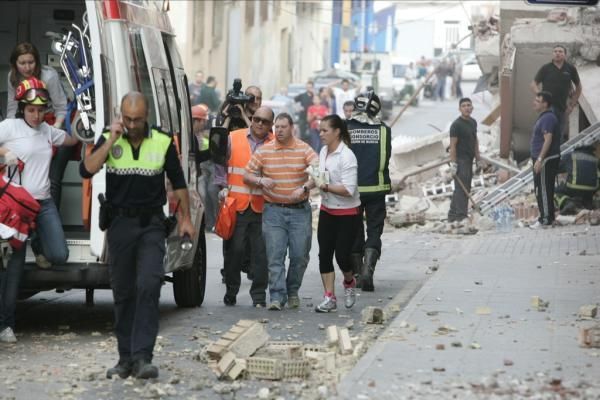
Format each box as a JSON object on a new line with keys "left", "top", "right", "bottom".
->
{"left": 103, "top": 129, "right": 171, "bottom": 175}
{"left": 358, "top": 125, "right": 391, "bottom": 193}
{"left": 227, "top": 129, "right": 265, "bottom": 213}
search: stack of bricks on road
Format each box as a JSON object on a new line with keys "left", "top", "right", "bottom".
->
{"left": 204, "top": 312, "right": 385, "bottom": 382}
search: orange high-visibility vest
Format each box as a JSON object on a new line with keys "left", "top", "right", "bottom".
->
{"left": 227, "top": 129, "right": 272, "bottom": 213}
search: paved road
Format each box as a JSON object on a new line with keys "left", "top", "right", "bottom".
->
{"left": 0, "top": 229, "right": 457, "bottom": 399}
{"left": 389, "top": 81, "right": 491, "bottom": 139}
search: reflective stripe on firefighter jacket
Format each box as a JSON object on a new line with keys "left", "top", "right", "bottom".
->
{"left": 227, "top": 129, "right": 272, "bottom": 213}
{"left": 565, "top": 151, "right": 598, "bottom": 191}
{"left": 347, "top": 119, "right": 392, "bottom": 198}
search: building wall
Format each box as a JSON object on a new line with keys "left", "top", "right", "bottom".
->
{"left": 390, "top": 1, "right": 497, "bottom": 59}
{"left": 168, "top": 0, "right": 331, "bottom": 100}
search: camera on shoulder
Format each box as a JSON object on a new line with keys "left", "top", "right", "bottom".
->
{"left": 226, "top": 78, "right": 255, "bottom": 106}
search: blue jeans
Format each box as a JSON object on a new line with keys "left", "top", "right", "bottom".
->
{"left": 262, "top": 202, "right": 312, "bottom": 304}
{"left": 0, "top": 199, "right": 68, "bottom": 330}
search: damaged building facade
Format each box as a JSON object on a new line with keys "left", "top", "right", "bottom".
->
{"left": 387, "top": 3, "right": 600, "bottom": 233}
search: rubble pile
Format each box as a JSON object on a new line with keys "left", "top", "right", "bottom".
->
{"left": 202, "top": 313, "right": 388, "bottom": 384}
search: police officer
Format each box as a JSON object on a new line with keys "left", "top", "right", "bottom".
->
{"left": 347, "top": 91, "right": 392, "bottom": 292}
{"left": 555, "top": 144, "right": 599, "bottom": 214}
{"left": 80, "top": 91, "right": 194, "bottom": 379}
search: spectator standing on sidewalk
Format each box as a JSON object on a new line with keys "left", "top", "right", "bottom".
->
{"left": 294, "top": 81, "right": 315, "bottom": 142}
{"left": 198, "top": 76, "right": 220, "bottom": 113}
{"left": 330, "top": 79, "right": 361, "bottom": 118}
{"left": 529, "top": 91, "right": 561, "bottom": 229}
{"left": 244, "top": 113, "right": 317, "bottom": 311}
{"left": 314, "top": 115, "right": 361, "bottom": 313}
{"left": 188, "top": 71, "right": 204, "bottom": 106}
{"left": 306, "top": 95, "right": 328, "bottom": 152}
{"left": 531, "top": 45, "right": 581, "bottom": 144}
{"left": 347, "top": 91, "right": 391, "bottom": 292}
{"left": 219, "top": 106, "right": 274, "bottom": 307}
{"left": 319, "top": 87, "right": 334, "bottom": 114}
{"left": 448, "top": 97, "right": 483, "bottom": 223}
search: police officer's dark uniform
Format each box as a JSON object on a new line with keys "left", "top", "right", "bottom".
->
{"left": 80, "top": 123, "right": 187, "bottom": 379}
{"left": 347, "top": 91, "right": 392, "bottom": 292}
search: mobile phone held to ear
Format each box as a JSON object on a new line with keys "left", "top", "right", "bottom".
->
{"left": 525, "top": 0, "right": 598, "bottom": 5}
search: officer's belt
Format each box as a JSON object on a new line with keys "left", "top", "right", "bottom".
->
{"left": 112, "top": 206, "right": 164, "bottom": 218}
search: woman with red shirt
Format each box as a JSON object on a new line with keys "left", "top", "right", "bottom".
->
{"left": 306, "top": 95, "right": 328, "bottom": 152}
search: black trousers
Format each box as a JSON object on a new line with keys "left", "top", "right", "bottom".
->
{"left": 318, "top": 211, "right": 361, "bottom": 274}
{"left": 448, "top": 158, "right": 473, "bottom": 222}
{"left": 533, "top": 156, "right": 560, "bottom": 225}
{"left": 352, "top": 196, "right": 386, "bottom": 255}
{"left": 107, "top": 214, "right": 165, "bottom": 363}
{"left": 223, "top": 208, "right": 268, "bottom": 304}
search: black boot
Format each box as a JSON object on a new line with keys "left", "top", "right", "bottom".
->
{"left": 106, "top": 359, "right": 133, "bottom": 379}
{"left": 350, "top": 253, "right": 364, "bottom": 288}
{"left": 132, "top": 359, "right": 159, "bottom": 379}
{"left": 361, "top": 248, "right": 379, "bottom": 292}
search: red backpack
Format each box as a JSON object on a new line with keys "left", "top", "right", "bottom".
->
{"left": 0, "top": 164, "right": 41, "bottom": 249}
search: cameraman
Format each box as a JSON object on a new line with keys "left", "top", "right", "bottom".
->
{"left": 217, "top": 86, "right": 262, "bottom": 131}
{"left": 213, "top": 84, "right": 263, "bottom": 283}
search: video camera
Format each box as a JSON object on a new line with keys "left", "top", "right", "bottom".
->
{"left": 227, "top": 78, "right": 255, "bottom": 104}
{"left": 210, "top": 79, "right": 255, "bottom": 166}
{"left": 224, "top": 79, "right": 255, "bottom": 119}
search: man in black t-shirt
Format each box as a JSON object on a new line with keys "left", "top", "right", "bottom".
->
{"left": 294, "top": 81, "right": 315, "bottom": 141}
{"left": 531, "top": 45, "right": 582, "bottom": 143}
{"left": 448, "top": 98, "right": 484, "bottom": 222}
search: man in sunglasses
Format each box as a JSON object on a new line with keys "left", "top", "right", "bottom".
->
{"left": 218, "top": 106, "right": 274, "bottom": 307}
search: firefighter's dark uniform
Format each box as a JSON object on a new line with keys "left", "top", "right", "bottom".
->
{"left": 347, "top": 118, "right": 392, "bottom": 290}
{"left": 555, "top": 148, "right": 599, "bottom": 213}
{"left": 80, "top": 125, "right": 186, "bottom": 365}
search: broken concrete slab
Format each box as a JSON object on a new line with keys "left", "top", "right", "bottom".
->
{"left": 579, "top": 305, "right": 598, "bottom": 319}
{"left": 362, "top": 307, "right": 385, "bottom": 324}
{"left": 579, "top": 325, "right": 600, "bottom": 348}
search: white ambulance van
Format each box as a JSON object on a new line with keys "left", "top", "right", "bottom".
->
{"left": 0, "top": 0, "right": 206, "bottom": 307}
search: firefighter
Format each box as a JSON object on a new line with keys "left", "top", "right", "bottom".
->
{"left": 555, "top": 144, "right": 599, "bottom": 214}
{"left": 80, "top": 91, "right": 194, "bottom": 379}
{"left": 347, "top": 91, "right": 392, "bottom": 292}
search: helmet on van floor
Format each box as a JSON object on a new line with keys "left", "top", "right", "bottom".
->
{"left": 15, "top": 77, "right": 50, "bottom": 105}
{"left": 354, "top": 90, "right": 381, "bottom": 118}
{"left": 192, "top": 104, "right": 209, "bottom": 120}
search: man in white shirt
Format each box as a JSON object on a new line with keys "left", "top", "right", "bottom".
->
{"left": 330, "top": 79, "right": 361, "bottom": 118}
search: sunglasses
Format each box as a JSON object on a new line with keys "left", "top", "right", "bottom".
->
{"left": 23, "top": 88, "right": 50, "bottom": 102}
{"left": 252, "top": 116, "right": 272, "bottom": 125}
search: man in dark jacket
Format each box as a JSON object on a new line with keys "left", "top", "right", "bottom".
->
{"left": 347, "top": 91, "right": 391, "bottom": 292}
{"left": 198, "top": 76, "right": 220, "bottom": 112}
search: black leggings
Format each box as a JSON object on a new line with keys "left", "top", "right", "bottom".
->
{"left": 317, "top": 210, "right": 360, "bottom": 274}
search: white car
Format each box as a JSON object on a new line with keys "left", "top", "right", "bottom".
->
{"left": 461, "top": 53, "right": 482, "bottom": 81}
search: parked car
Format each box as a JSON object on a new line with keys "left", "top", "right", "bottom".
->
{"left": 461, "top": 53, "right": 483, "bottom": 81}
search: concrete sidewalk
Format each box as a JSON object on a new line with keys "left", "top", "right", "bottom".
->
{"left": 339, "top": 225, "right": 600, "bottom": 399}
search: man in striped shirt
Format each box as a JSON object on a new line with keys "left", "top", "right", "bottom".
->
{"left": 244, "top": 113, "right": 318, "bottom": 311}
